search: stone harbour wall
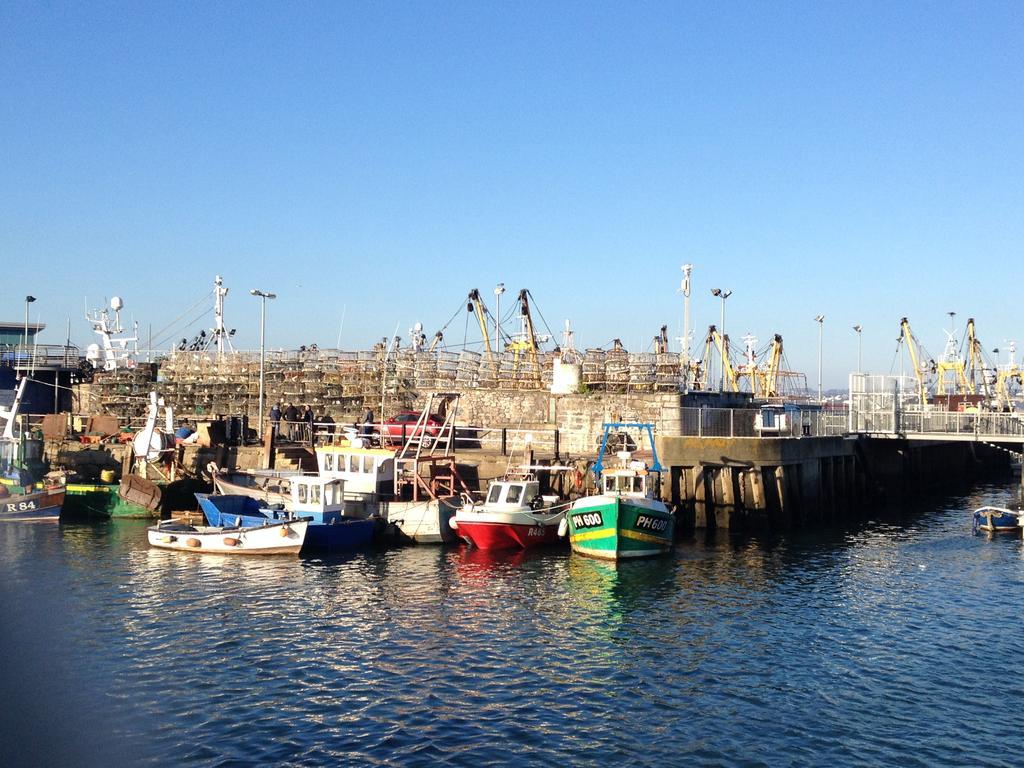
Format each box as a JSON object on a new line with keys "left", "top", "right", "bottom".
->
{"left": 444, "top": 390, "right": 683, "bottom": 456}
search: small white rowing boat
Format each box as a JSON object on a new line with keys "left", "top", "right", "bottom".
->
{"left": 147, "top": 518, "right": 309, "bottom": 555}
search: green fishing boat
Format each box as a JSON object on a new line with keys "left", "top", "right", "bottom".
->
{"left": 63, "top": 391, "right": 178, "bottom": 519}
{"left": 563, "top": 423, "right": 674, "bottom": 561}
{"left": 63, "top": 482, "right": 155, "bottom": 519}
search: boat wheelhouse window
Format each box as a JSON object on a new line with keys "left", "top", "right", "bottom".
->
{"left": 311, "top": 484, "right": 321, "bottom": 505}
{"left": 604, "top": 474, "right": 641, "bottom": 493}
{"left": 487, "top": 484, "right": 503, "bottom": 504}
{"left": 324, "top": 453, "right": 335, "bottom": 471}
{"left": 522, "top": 485, "right": 538, "bottom": 504}
{"left": 298, "top": 483, "right": 308, "bottom": 504}
{"left": 506, "top": 485, "right": 523, "bottom": 504}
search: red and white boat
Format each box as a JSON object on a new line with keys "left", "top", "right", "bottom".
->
{"left": 451, "top": 476, "right": 566, "bottom": 550}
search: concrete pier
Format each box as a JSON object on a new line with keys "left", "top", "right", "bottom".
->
{"left": 658, "top": 434, "right": 1011, "bottom": 531}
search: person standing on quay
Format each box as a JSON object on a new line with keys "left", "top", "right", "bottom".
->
{"left": 302, "top": 404, "right": 314, "bottom": 444}
{"left": 269, "top": 402, "right": 282, "bottom": 439}
{"left": 360, "top": 407, "right": 374, "bottom": 440}
{"left": 320, "top": 411, "right": 335, "bottom": 441}
{"left": 284, "top": 402, "right": 299, "bottom": 442}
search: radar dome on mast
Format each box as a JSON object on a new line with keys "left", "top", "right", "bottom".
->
{"left": 86, "top": 294, "right": 138, "bottom": 371}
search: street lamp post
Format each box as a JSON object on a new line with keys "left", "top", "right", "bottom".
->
{"left": 711, "top": 288, "right": 732, "bottom": 390}
{"left": 250, "top": 289, "right": 277, "bottom": 437}
{"left": 853, "top": 324, "right": 862, "bottom": 373}
{"left": 23, "top": 295, "right": 36, "bottom": 358}
{"left": 815, "top": 315, "right": 825, "bottom": 402}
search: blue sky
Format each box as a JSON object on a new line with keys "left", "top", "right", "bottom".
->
{"left": 2, "top": 2, "right": 1021, "bottom": 387}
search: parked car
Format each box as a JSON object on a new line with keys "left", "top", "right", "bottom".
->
{"left": 380, "top": 411, "right": 444, "bottom": 446}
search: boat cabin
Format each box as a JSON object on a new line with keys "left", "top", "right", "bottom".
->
{"left": 601, "top": 467, "right": 659, "bottom": 499}
{"left": 485, "top": 480, "right": 541, "bottom": 509}
{"left": 289, "top": 475, "right": 348, "bottom": 516}
{"left": 316, "top": 442, "right": 395, "bottom": 496}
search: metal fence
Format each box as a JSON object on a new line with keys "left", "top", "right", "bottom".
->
{"left": 1, "top": 344, "right": 82, "bottom": 371}
{"left": 898, "top": 410, "right": 1024, "bottom": 440}
{"left": 670, "top": 406, "right": 848, "bottom": 439}
{"left": 849, "top": 373, "right": 1024, "bottom": 442}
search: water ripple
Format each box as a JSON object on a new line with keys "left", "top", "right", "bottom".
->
{"left": 2, "top": 487, "right": 1023, "bottom": 766}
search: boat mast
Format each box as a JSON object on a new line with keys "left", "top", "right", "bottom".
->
{"left": 679, "top": 263, "right": 692, "bottom": 389}
{"left": 211, "top": 275, "right": 235, "bottom": 355}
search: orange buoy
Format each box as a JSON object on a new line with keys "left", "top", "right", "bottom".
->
{"left": 222, "top": 537, "right": 239, "bottom": 547}
{"left": 279, "top": 526, "right": 291, "bottom": 537}
{"left": 185, "top": 538, "right": 202, "bottom": 548}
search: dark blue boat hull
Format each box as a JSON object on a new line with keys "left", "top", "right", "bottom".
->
{"left": 973, "top": 507, "right": 1019, "bottom": 533}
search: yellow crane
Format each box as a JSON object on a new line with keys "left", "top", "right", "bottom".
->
{"left": 760, "top": 334, "right": 784, "bottom": 398}
{"left": 899, "top": 317, "right": 932, "bottom": 407}
{"left": 466, "top": 289, "right": 497, "bottom": 375}
{"left": 730, "top": 333, "right": 783, "bottom": 398}
{"left": 963, "top": 318, "right": 991, "bottom": 397}
{"left": 691, "top": 330, "right": 715, "bottom": 390}
{"left": 734, "top": 335, "right": 760, "bottom": 395}
{"left": 995, "top": 367, "right": 1022, "bottom": 410}
{"left": 503, "top": 290, "right": 543, "bottom": 385}
{"left": 705, "top": 325, "right": 740, "bottom": 392}
{"left": 934, "top": 328, "right": 969, "bottom": 397}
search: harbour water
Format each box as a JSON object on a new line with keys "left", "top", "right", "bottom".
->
{"left": 2, "top": 484, "right": 1022, "bottom": 767}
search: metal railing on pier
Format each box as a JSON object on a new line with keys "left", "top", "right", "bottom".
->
{"left": 895, "top": 410, "right": 1024, "bottom": 441}
{"left": 1, "top": 344, "right": 82, "bottom": 371}
{"left": 848, "top": 373, "right": 1024, "bottom": 443}
{"left": 665, "top": 406, "right": 849, "bottom": 439}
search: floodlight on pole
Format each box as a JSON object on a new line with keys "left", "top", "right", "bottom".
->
{"left": 711, "top": 288, "right": 732, "bottom": 390}
{"left": 23, "top": 295, "right": 36, "bottom": 356}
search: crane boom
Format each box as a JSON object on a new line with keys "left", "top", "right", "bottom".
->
{"left": 762, "top": 334, "right": 783, "bottom": 398}
{"left": 467, "top": 289, "right": 496, "bottom": 375}
{"left": 900, "top": 317, "right": 930, "bottom": 407}
{"left": 708, "top": 325, "right": 739, "bottom": 392}
{"left": 964, "top": 318, "right": 988, "bottom": 397}
{"left": 514, "top": 289, "right": 542, "bottom": 383}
